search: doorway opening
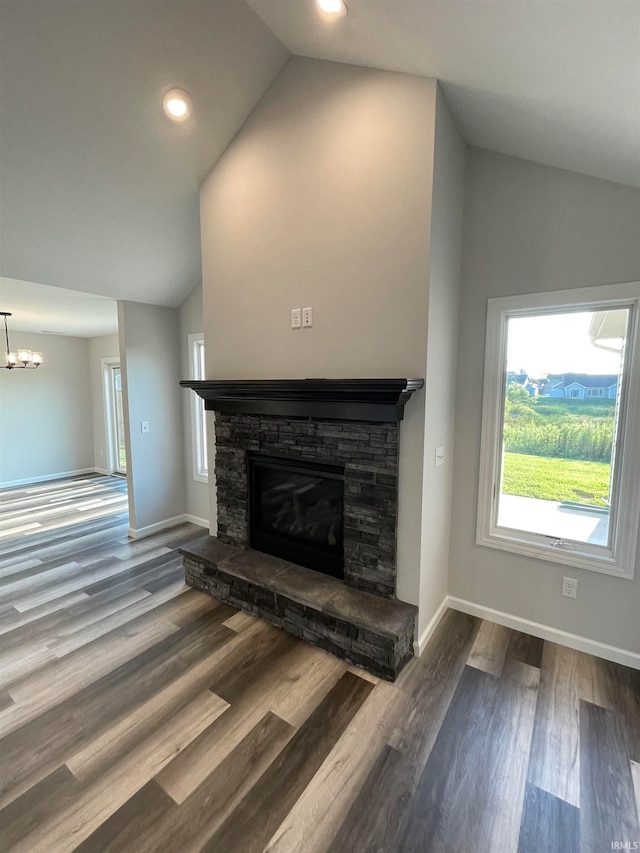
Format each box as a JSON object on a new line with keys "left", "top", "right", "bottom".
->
{"left": 103, "top": 358, "right": 127, "bottom": 476}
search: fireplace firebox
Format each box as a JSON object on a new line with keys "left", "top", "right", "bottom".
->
{"left": 248, "top": 452, "right": 344, "bottom": 579}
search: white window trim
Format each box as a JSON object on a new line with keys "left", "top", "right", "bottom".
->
{"left": 477, "top": 281, "right": 640, "bottom": 580}
{"left": 189, "top": 333, "right": 208, "bottom": 484}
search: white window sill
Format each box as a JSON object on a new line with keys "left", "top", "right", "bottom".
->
{"left": 476, "top": 529, "right": 634, "bottom": 579}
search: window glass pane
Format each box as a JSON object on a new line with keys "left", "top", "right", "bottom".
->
{"left": 496, "top": 308, "right": 628, "bottom": 546}
{"left": 193, "top": 339, "right": 207, "bottom": 475}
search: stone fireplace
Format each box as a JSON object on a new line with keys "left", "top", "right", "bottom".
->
{"left": 179, "top": 379, "right": 422, "bottom": 680}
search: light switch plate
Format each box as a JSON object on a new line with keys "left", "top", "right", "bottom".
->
{"left": 291, "top": 308, "right": 301, "bottom": 329}
{"left": 435, "top": 446, "right": 445, "bottom": 467}
{"left": 302, "top": 307, "right": 313, "bottom": 328}
{"left": 141, "top": 421, "right": 149, "bottom": 434}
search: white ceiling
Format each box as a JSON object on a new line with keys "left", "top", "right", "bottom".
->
{"left": 247, "top": 0, "right": 640, "bottom": 189}
{"left": 0, "top": 278, "right": 118, "bottom": 338}
{"left": 0, "top": 1, "right": 637, "bottom": 315}
{"left": 0, "top": 0, "right": 288, "bottom": 308}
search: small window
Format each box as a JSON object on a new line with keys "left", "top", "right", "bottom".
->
{"left": 477, "top": 282, "right": 640, "bottom": 578}
{"left": 189, "top": 334, "right": 208, "bottom": 483}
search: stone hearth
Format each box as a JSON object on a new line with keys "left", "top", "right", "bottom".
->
{"left": 181, "top": 535, "right": 416, "bottom": 680}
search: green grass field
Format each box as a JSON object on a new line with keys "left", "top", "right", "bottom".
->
{"left": 502, "top": 452, "right": 611, "bottom": 506}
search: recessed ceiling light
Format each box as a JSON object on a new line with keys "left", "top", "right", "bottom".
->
{"left": 316, "top": 0, "right": 347, "bottom": 17}
{"left": 162, "top": 88, "right": 192, "bottom": 122}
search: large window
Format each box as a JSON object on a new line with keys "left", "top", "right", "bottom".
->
{"left": 189, "top": 334, "right": 208, "bottom": 483}
{"left": 477, "top": 282, "right": 640, "bottom": 578}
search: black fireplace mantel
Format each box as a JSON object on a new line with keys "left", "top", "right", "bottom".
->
{"left": 179, "top": 378, "right": 424, "bottom": 423}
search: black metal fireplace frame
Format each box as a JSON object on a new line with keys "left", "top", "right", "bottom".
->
{"left": 248, "top": 451, "right": 345, "bottom": 579}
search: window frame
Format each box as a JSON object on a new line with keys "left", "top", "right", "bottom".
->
{"left": 476, "top": 282, "right": 640, "bottom": 580}
{"left": 188, "top": 333, "right": 208, "bottom": 484}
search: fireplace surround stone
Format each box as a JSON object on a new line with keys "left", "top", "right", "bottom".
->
{"left": 215, "top": 412, "right": 399, "bottom": 598}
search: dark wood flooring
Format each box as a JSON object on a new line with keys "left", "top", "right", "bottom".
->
{"left": 0, "top": 508, "right": 639, "bottom": 851}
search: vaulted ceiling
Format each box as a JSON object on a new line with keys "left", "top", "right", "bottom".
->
{"left": 248, "top": 0, "right": 640, "bottom": 189}
{"left": 0, "top": 0, "right": 638, "bottom": 314}
{"left": 0, "top": 0, "right": 287, "bottom": 307}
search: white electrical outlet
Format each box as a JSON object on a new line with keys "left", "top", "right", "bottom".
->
{"left": 141, "top": 421, "right": 150, "bottom": 434}
{"left": 562, "top": 576, "right": 578, "bottom": 599}
{"left": 291, "top": 308, "right": 301, "bottom": 329}
{"left": 302, "top": 307, "right": 313, "bottom": 328}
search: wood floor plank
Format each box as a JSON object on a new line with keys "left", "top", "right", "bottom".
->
{"left": 155, "top": 634, "right": 336, "bottom": 804}
{"left": 0, "top": 765, "right": 82, "bottom": 851}
{"left": 396, "top": 662, "right": 538, "bottom": 853}
{"left": 466, "top": 618, "right": 512, "bottom": 676}
{"left": 388, "top": 609, "right": 479, "bottom": 771}
{"left": 506, "top": 629, "right": 544, "bottom": 669}
{"left": 223, "top": 610, "right": 259, "bottom": 632}
{"left": 265, "top": 679, "right": 405, "bottom": 853}
{"left": 517, "top": 782, "right": 580, "bottom": 853}
{"left": 48, "top": 580, "right": 186, "bottom": 656}
{"left": 589, "top": 657, "right": 640, "bottom": 762}
{"left": 76, "top": 712, "right": 295, "bottom": 853}
{"left": 580, "top": 699, "right": 640, "bottom": 853}
{"left": 13, "top": 691, "right": 229, "bottom": 853}
{"left": 201, "top": 671, "right": 374, "bottom": 853}
{"left": 326, "top": 745, "right": 417, "bottom": 853}
{"left": 0, "top": 619, "right": 180, "bottom": 743}
{"left": 0, "top": 689, "right": 14, "bottom": 712}
{"left": 65, "top": 624, "right": 273, "bottom": 784}
{"left": 0, "top": 643, "right": 58, "bottom": 690}
{"left": 632, "top": 760, "right": 640, "bottom": 824}
{"left": 0, "top": 591, "right": 91, "bottom": 636}
{"left": 68, "top": 780, "right": 175, "bottom": 853}
{"left": 527, "top": 641, "right": 582, "bottom": 807}
{"left": 0, "top": 611, "right": 235, "bottom": 811}
{"left": 0, "top": 587, "right": 150, "bottom": 653}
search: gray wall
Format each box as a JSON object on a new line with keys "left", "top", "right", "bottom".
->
{"left": 118, "top": 301, "right": 185, "bottom": 533}
{"left": 418, "top": 88, "right": 466, "bottom": 638}
{"left": 450, "top": 148, "right": 640, "bottom": 654}
{"left": 200, "top": 57, "right": 437, "bottom": 609}
{"left": 0, "top": 331, "right": 94, "bottom": 485}
{"left": 178, "top": 283, "right": 210, "bottom": 525}
{"left": 87, "top": 333, "right": 120, "bottom": 473}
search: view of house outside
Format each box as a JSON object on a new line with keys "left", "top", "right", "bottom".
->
{"left": 497, "top": 308, "right": 628, "bottom": 545}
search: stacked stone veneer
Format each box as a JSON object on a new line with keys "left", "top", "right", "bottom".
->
{"left": 214, "top": 412, "right": 400, "bottom": 599}
{"left": 181, "top": 538, "right": 416, "bottom": 680}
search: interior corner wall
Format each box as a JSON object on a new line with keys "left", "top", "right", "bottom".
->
{"left": 450, "top": 148, "right": 640, "bottom": 655}
{"left": 199, "top": 56, "right": 437, "bottom": 609}
{"left": 118, "top": 300, "right": 185, "bottom": 533}
{"left": 417, "top": 87, "right": 466, "bottom": 639}
{"left": 87, "top": 333, "right": 120, "bottom": 473}
{"left": 0, "top": 331, "right": 94, "bottom": 486}
{"left": 178, "top": 283, "right": 210, "bottom": 526}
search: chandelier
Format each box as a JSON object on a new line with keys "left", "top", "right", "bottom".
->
{"left": 1, "top": 312, "right": 43, "bottom": 369}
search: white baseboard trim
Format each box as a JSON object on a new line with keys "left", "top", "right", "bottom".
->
{"left": 447, "top": 595, "right": 640, "bottom": 670}
{"left": 0, "top": 468, "right": 97, "bottom": 490}
{"left": 183, "top": 514, "right": 209, "bottom": 529}
{"left": 93, "top": 467, "right": 111, "bottom": 476}
{"left": 128, "top": 515, "right": 190, "bottom": 540}
{"left": 413, "top": 596, "right": 449, "bottom": 657}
